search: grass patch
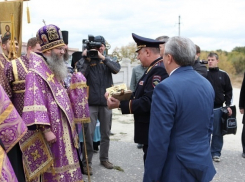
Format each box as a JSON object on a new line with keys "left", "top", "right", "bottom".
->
{"left": 113, "top": 166, "right": 124, "bottom": 172}
{"left": 120, "top": 132, "right": 127, "bottom": 135}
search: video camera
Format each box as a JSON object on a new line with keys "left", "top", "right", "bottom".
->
{"left": 83, "top": 35, "right": 102, "bottom": 59}
{"left": 200, "top": 60, "right": 208, "bottom": 64}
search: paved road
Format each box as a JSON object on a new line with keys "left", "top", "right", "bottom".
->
{"left": 83, "top": 88, "right": 245, "bottom": 182}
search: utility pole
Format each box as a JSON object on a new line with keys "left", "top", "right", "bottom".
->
{"left": 178, "top": 15, "right": 181, "bottom": 36}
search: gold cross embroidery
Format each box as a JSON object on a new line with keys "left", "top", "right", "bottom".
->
{"left": 31, "top": 150, "right": 41, "bottom": 161}
{"left": 46, "top": 72, "right": 55, "bottom": 83}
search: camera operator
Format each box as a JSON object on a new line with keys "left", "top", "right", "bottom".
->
{"left": 76, "top": 35, "right": 121, "bottom": 175}
{"left": 192, "top": 44, "right": 207, "bottom": 78}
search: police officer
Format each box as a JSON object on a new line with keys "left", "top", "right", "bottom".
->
{"left": 106, "top": 33, "right": 168, "bottom": 165}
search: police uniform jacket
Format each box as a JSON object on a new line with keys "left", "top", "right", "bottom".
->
{"left": 76, "top": 57, "right": 121, "bottom": 106}
{"left": 120, "top": 57, "right": 168, "bottom": 144}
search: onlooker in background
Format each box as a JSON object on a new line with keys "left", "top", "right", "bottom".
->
{"left": 106, "top": 33, "right": 168, "bottom": 165}
{"left": 76, "top": 35, "right": 121, "bottom": 174}
{"left": 155, "top": 35, "right": 169, "bottom": 57}
{"left": 130, "top": 64, "right": 147, "bottom": 92}
{"left": 192, "top": 44, "right": 207, "bottom": 77}
{"left": 0, "top": 35, "right": 19, "bottom": 67}
{"left": 207, "top": 52, "right": 233, "bottom": 162}
{"left": 0, "top": 35, "right": 11, "bottom": 67}
{"left": 25, "top": 37, "right": 42, "bottom": 59}
{"left": 130, "top": 64, "right": 147, "bottom": 149}
{"left": 143, "top": 36, "right": 216, "bottom": 182}
{"left": 239, "top": 72, "right": 245, "bottom": 158}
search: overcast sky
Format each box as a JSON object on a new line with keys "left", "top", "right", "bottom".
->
{"left": 18, "top": 0, "right": 245, "bottom": 53}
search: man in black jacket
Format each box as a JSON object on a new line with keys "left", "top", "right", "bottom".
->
{"left": 193, "top": 45, "right": 207, "bottom": 77}
{"left": 106, "top": 33, "right": 168, "bottom": 165}
{"left": 207, "top": 52, "right": 233, "bottom": 162}
{"left": 76, "top": 35, "right": 121, "bottom": 174}
{"left": 239, "top": 72, "right": 245, "bottom": 158}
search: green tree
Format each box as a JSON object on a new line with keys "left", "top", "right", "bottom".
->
{"left": 228, "top": 52, "right": 245, "bottom": 74}
{"left": 113, "top": 42, "right": 137, "bottom": 63}
{"left": 232, "top": 46, "right": 245, "bottom": 54}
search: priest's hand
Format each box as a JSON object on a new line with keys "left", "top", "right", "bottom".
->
{"left": 44, "top": 131, "right": 57, "bottom": 144}
{"left": 107, "top": 96, "right": 120, "bottom": 109}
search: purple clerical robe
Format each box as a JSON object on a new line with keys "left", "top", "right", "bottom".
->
{"left": 0, "top": 145, "right": 18, "bottom": 182}
{"left": 22, "top": 52, "right": 83, "bottom": 182}
{"left": 0, "top": 84, "right": 27, "bottom": 153}
{"left": 0, "top": 53, "right": 10, "bottom": 69}
{"left": 5, "top": 55, "right": 29, "bottom": 116}
{"left": 0, "top": 66, "right": 11, "bottom": 98}
{"left": 0, "top": 84, "right": 27, "bottom": 182}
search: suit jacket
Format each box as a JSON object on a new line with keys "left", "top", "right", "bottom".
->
{"left": 144, "top": 66, "right": 216, "bottom": 182}
{"left": 239, "top": 72, "right": 245, "bottom": 124}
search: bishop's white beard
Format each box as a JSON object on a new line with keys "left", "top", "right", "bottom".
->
{"left": 46, "top": 51, "right": 68, "bottom": 82}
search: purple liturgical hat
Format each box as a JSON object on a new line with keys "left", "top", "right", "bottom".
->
{"left": 36, "top": 24, "right": 65, "bottom": 52}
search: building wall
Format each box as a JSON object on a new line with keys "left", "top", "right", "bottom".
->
{"left": 112, "top": 58, "right": 141, "bottom": 89}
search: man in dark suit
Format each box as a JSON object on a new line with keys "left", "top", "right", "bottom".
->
{"left": 239, "top": 72, "right": 245, "bottom": 158}
{"left": 106, "top": 33, "right": 168, "bottom": 165}
{"left": 144, "top": 36, "right": 216, "bottom": 182}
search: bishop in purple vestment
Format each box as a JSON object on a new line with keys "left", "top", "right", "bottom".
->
{"left": 22, "top": 24, "right": 83, "bottom": 182}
